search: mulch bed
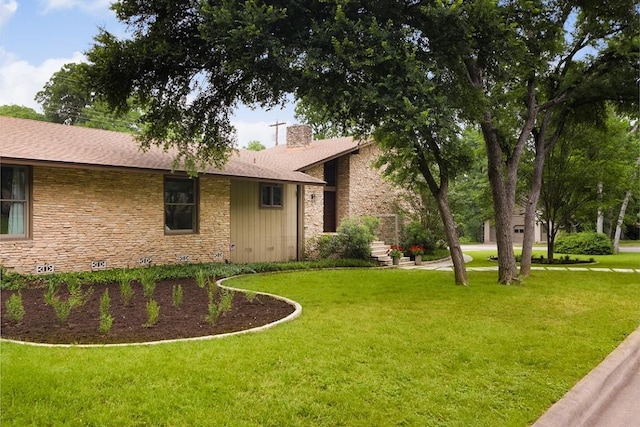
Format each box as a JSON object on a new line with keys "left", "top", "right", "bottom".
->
{"left": 1, "top": 278, "right": 295, "bottom": 345}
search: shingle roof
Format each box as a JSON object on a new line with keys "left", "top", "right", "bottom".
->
{"left": 0, "top": 117, "right": 324, "bottom": 185}
{"left": 235, "top": 136, "right": 371, "bottom": 172}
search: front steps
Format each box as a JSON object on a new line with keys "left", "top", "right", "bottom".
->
{"left": 370, "top": 241, "right": 414, "bottom": 267}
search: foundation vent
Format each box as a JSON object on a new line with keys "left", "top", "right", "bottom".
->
{"left": 36, "top": 264, "right": 55, "bottom": 274}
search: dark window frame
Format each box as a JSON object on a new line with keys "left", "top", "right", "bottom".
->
{"left": 164, "top": 175, "right": 199, "bottom": 235}
{"left": 260, "top": 183, "right": 284, "bottom": 209}
{"left": 0, "top": 164, "right": 31, "bottom": 240}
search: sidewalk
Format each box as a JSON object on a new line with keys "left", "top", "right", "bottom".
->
{"left": 533, "top": 327, "right": 640, "bottom": 427}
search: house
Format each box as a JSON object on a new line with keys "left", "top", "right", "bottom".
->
{"left": 238, "top": 124, "right": 405, "bottom": 246}
{"left": 482, "top": 207, "right": 548, "bottom": 244}
{"left": 0, "top": 117, "right": 324, "bottom": 273}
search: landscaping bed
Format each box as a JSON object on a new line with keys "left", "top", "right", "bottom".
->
{"left": 1, "top": 278, "right": 295, "bottom": 345}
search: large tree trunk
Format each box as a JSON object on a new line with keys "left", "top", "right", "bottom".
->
{"left": 466, "top": 65, "right": 536, "bottom": 284}
{"left": 482, "top": 122, "right": 518, "bottom": 284}
{"left": 520, "top": 139, "right": 545, "bottom": 277}
{"left": 434, "top": 190, "right": 468, "bottom": 286}
{"left": 415, "top": 144, "right": 468, "bottom": 286}
{"left": 520, "top": 109, "right": 565, "bottom": 276}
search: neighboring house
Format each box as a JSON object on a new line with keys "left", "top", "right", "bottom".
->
{"left": 0, "top": 117, "right": 324, "bottom": 273}
{"left": 482, "top": 207, "right": 548, "bottom": 244}
{"left": 238, "top": 125, "right": 405, "bottom": 247}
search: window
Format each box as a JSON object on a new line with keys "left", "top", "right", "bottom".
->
{"left": 164, "top": 176, "right": 198, "bottom": 233}
{"left": 514, "top": 226, "right": 525, "bottom": 234}
{"left": 1, "top": 165, "right": 29, "bottom": 239}
{"left": 260, "top": 183, "right": 283, "bottom": 208}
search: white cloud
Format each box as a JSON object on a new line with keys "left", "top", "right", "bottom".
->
{"left": 0, "top": 48, "right": 85, "bottom": 111}
{"left": 0, "top": 0, "right": 17, "bottom": 28}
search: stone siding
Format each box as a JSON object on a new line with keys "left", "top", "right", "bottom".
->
{"left": 0, "top": 166, "right": 230, "bottom": 273}
{"left": 303, "top": 165, "right": 325, "bottom": 240}
{"left": 286, "top": 124, "right": 312, "bottom": 148}
{"left": 303, "top": 143, "right": 405, "bottom": 246}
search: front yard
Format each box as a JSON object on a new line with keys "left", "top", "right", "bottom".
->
{"left": 2, "top": 262, "right": 639, "bottom": 426}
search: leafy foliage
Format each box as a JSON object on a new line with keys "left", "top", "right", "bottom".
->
{"left": 99, "top": 289, "right": 114, "bottom": 334}
{"left": 0, "top": 105, "right": 46, "bottom": 121}
{"left": 244, "top": 140, "right": 266, "bottom": 151}
{"left": 401, "top": 221, "right": 437, "bottom": 256}
{"left": 143, "top": 299, "right": 160, "bottom": 328}
{"left": 43, "top": 277, "right": 93, "bottom": 324}
{"left": 555, "top": 232, "right": 614, "bottom": 255}
{"left": 35, "top": 62, "right": 141, "bottom": 132}
{"left": 309, "top": 216, "right": 378, "bottom": 260}
{"left": 5, "top": 292, "right": 25, "bottom": 323}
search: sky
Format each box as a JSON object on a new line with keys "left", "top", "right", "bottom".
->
{"left": 0, "top": 0, "right": 297, "bottom": 148}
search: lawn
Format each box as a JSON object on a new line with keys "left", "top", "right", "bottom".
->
{"left": 2, "top": 264, "right": 639, "bottom": 426}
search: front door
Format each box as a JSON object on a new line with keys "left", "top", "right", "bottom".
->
{"left": 323, "top": 190, "right": 336, "bottom": 232}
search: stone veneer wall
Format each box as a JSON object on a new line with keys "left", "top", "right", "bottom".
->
{"left": 343, "top": 143, "right": 403, "bottom": 244}
{"left": 303, "top": 165, "right": 325, "bottom": 240}
{"left": 302, "top": 142, "right": 405, "bottom": 246}
{"left": 0, "top": 166, "right": 230, "bottom": 273}
{"left": 286, "top": 124, "right": 312, "bottom": 148}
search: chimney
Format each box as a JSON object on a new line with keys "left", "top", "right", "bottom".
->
{"left": 286, "top": 124, "right": 312, "bottom": 148}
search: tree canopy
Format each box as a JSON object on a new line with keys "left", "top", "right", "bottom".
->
{"left": 86, "top": 0, "right": 639, "bottom": 283}
{"left": 35, "top": 62, "right": 141, "bottom": 132}
{"left": 0, "top": 105, "right": 46, "bottom": 121}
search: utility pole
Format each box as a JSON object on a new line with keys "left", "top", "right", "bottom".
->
{"left": 269, "top": 121, "right": 286, "bottom": 146}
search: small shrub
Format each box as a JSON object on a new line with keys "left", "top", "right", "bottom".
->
{"left": 140, "top": 270, "right": 156, "bottom": 298}
{"left": 195, "top": 269, "right": 208, "bottom": 289}
{"left": 218, "top": 288, "right": 233, "bottom": 313}
{"left": 310, "top": 217, "right": 377, "bottom": 260}
{"left": 172, "top": 284, "right": 183, "bottom": 308}
{"left": 245, "top": 290, "right": 257, "bottom": 302}
{"left": 119, "top": 273, "right": 135, "bottom": 306}
{"left": 44, "top": 280, "right": 93, "bottom": 324}
{"left": 555, "top": 232, "right": 614, "bottom": 255}
{"left": 99, "top": 289, "right": 114, "bottom": 334}
{"left": 5, "top": 292, "right": 25, "bottom": 323}
{"left": 338, "top": 218, "right": 376, "bottom": 259}
{"left": 143, "top": 299, "right": 160, "bottom": 328}
{"left": 205, "top": 302, "right": 220, "bottom": 325}
{"left": 401, "top": 221, "right": 437, "bottom": 255}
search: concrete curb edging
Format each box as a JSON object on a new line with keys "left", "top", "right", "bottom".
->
{"left": 0, "top": 278, "right": 302, "bottom": 348}
{"left": 532, "top": 326, "right": 640, "bottom": 427}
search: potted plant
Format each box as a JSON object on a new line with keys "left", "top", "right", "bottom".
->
{"left": 409, "top": 244, "right": 425, "bottom": 265}
{"left": 388, "top": 245, "right": 404, "bottom": 265}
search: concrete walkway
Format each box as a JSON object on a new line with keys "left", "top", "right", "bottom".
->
{"left": 399, "top": 246, "right": 640, "bottom": 426}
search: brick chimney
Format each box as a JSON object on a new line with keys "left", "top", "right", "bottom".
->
{"left": 286, "top": 124, "right": 312, "bottom": 148}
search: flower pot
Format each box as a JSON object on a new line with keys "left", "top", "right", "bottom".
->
{"left": 392, "top": 256, "right": 400, "bottom": 266}
{"left": 414, "top": 255, "right": 422, "bottom": 265}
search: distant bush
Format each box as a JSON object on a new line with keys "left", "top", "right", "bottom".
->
{"left": 401, "top": 221, "right": 437, "bottom": 255}
{"left": 555, "top": 232, "right": 613, "bottom": 255}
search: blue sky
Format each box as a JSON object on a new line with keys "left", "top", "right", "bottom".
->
{"left": 0, "top": 0, "right": 297, "bottom": 147}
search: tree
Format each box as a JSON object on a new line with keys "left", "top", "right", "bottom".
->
{"left": 85, "top": 0, "right": 639, "bottom": 284}
{"left": 245, "top": 140, "right": 266, "bottom": 151}
{"left": 35, "top": 62, "right": 141, "bottom": 132}
{"left": 0, "top": 105, "right": 46, "bottom": 121}
{"left": 538, "top": 110, "right": 637, "bottom": 261}
{"left": 35, "top": 63, "right": 91, "bottom": 125}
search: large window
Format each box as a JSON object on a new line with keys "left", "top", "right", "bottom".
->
{"left": 164, "top": 176, "right": 198, "bottom": 233}
{"left": 260, "top": 183, "right": 283, "bottom": 208}
{"left": 1, "top": 165, "right": 29, "bottom": 239}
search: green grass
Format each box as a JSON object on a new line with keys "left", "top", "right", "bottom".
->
{"left": 464, "top": 249, "right": 640, "bottom": 269}
{"left": 2, "top": 267, "right": 640, "bottom": 426}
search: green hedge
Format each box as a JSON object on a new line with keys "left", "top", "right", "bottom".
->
{"left": 555, "top": 232, "right": 614, "bottom": 255}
